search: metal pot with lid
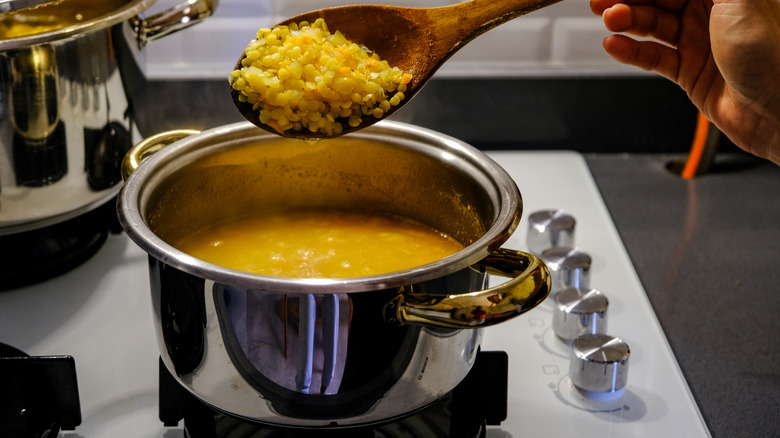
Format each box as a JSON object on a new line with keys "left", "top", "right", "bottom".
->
{"left": 118, "top": 120, "right": 551, "bottom": 428}
{"left": 0, "top": 0, "right": 218, "bottom": 235}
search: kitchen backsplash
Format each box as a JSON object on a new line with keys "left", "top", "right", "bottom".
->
{"left": 140, "top": 0, "right": 649, "bottom": 79}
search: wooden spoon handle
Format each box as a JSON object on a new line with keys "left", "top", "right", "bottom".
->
{"left": 429, "top": 0, "right": 565, "bottom": 52}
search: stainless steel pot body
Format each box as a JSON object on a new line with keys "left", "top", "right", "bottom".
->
{"left": 0, "top": 0, "right": 217, "bottom": 235}
{"left": 118, "top": 121, "right": 550, "bottom": 427}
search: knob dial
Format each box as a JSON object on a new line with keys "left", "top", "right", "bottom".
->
{"left": 570, "top": 334, "right": 630, "bottom": 398}
{"left": 552, "top": 287, "right": 608, "bottom": 341}
{"left": 526, "top": 209, "right": 575, "bottom": 255}
{"left": 541, "top": 246, "right": 591, "bottom": 292}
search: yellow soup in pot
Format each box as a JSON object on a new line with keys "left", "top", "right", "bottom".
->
{"left": 173, "top": 208, "right": 464, "bottom": 278}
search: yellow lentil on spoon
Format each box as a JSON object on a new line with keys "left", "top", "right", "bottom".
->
{"left": 229, "top": 18, "right": 412, "bottom": 137}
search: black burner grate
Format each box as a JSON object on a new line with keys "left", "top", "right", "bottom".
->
{"left": 0, "top": 343, "right": 82, "bottom": 438}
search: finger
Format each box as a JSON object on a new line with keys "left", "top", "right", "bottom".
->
{"left": 591, "top": 0, "right": 688, "bottom": 16}
{"left": 603, "top": 3, "right": 682, "bottom": 46}
{"left": 591, "top": 0, "right": 622, "bottom": 15}
{"left": 603, "top": 34, "right": 681, "bottom": 81}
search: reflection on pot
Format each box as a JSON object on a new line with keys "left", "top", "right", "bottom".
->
{"left": 213, "top": 285, "right": 421, "bottom": 419}
{"left": 218, "top": 291, "right": 352, "bottom": 396}
{"left": 0, "top": 27, "right": 133, "bottom": 234}
{"left": 7, "top": 44, "right": 66, "bottom": 187}
{"left": 153, "top": 261, "right": 484, "bottom": 425}
{"left": 9, "top": 45, "right": 59, "bottom": 144}
{"left": 84, "top": 121, "right": 131, "bottom": 191}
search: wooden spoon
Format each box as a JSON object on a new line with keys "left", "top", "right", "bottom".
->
{"left": 231, "top": 0, "right": 564, "bottom": 139}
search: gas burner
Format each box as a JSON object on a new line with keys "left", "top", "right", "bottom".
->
{"left": 160, "top": 351, "right": 507, "bottom": 438}
{"left": 0, "top": 199, "right": 121, "bottom": 290}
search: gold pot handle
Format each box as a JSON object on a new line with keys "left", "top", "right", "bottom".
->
{"left": 385, "top": 248, "right": 550, "bottom": 329}
{"left": 121, "top": 129, "right": 200, "bottom": 181}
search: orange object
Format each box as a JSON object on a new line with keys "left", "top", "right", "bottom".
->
{"left": 682, "top": 112, "right": 710, "bottom": 179}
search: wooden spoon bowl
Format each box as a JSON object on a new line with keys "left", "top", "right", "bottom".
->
{"left": 231, "top": 0, "right": 565, "bottom": 139}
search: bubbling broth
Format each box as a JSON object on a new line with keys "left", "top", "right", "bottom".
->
{"left": 173, "top": 208, "right": 464, "bottom": 278}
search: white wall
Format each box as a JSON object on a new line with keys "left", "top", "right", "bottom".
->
{"left": 140, "top": 0, "right": 648, "bottom": 80}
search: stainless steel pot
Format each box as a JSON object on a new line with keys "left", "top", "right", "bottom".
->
{"left": 117, "top": 120, "right": 550, "bottom": 428}
{"left": 0, "top": 0, "right": 218, "bottom": 235}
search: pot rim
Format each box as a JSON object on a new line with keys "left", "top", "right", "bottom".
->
{"left": 118, "top": 120, "right": 523, "bottom": 293}
{"left": 0, "top": 0, "right": 156, "bottom": 49}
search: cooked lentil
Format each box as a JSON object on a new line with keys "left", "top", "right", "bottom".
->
{"left": 229, "top": 18, "right": 412, "bottom": 136}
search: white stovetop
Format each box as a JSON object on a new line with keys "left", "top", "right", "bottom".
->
{"left": 0, "top": 151, "right": 711, "bottom": 437}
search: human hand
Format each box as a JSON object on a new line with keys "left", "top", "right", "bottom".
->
{"left": 590, "top": 0, "right": 780, "bottom": 165}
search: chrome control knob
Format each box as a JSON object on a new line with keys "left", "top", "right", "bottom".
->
{"left": 570, "top": 334, "right": 630, "bottom": 398}
{"left": 552, "top": 287, "right": 608, "bottom": 341}
{"left": 526, "top": 209, "right": 575, "bottom": 255}
{"left": 541, "top": 246, "right": 591, "bottom": 292}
